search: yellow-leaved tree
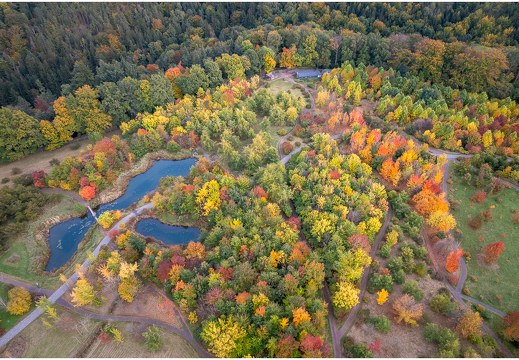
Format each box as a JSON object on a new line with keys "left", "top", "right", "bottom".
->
{"left": 6, "top": 287, "right": 32, "bottom": 315}
{"left": 377, "top": 289, "right": 389, "bottom": 305}
{"left": 333, "top": 281, "right": 360, "bottom": 310}
{"left": 200, "top": 315, "right": 247, "bottom": 358}
{"left": 71, "top": 275, "right": 97, "bottom": 307}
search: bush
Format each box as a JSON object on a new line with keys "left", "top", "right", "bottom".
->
{"left": 282, "top": 142, "right": 293, "bottom": 155}
{"left": 70, "top": 143, "right": 81, "bottom": 150}
{"left": 448, "top": 274, "right": 459, "bottom": 286}
{"left": 277, "top": 129, "right": 287, "bottom": 136}
{"left": 143, "top": 325, "right": 163, "bottom": 351}
{"left": 287, "top": 135, "right": 294, "bottom": 141}
{"left": 393, "top": 269, "right": 405, "bottom": 284}
{"left": 295, "top": 141, "right": 301, "bottom": 147}
{"left": 430, "top": 294, "right": 456, "bottom": 314}
{"left": 306, "top": 104, "right": 311, "bottom": 109}
{"left": 402, "top": 280, "right": 424, "bottom": 302}
{"left": 11, "top": 168, "right": 21, "bottom": 175}
{"left": 89, "top": 131, "right": 104, "bottom": 144}
{"left": 1, "top": 177, "right": 9, "bottom": 183}
{"left": 7, "top": 287, "right": 32, "bottom": 315}
{"left": 414, "top": 262, "right": 427, "bottom": 276}
{"left": 367, "top": 315, "right": 391, "bottom": 333}
{"left": 350, "top": 343, "right": 374, "bottom": 358}
{"left": 370, "top": 273, "right": 394, "bottom": 293}
{"left": 468, "top": 334, "right": 482, "bottom": 344}
{"left": 380, "top": 244, "right": 390, "bottom": 258}
{"left": 167, "top": 141, "right": 181, "bottom": 153}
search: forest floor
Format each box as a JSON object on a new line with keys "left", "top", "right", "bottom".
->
{"left": 0, "top": 129, "right": 122, "bottom": 184}
{"left": 447, "top": 161, "right": 519, "bottom": 314}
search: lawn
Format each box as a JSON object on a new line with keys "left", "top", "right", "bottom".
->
{"left": 0, "top": 282, "right": 37, "bottom": 332}
{"left": 8, "top": 305, "right": 102, "bottom": 358}
{"left": 88, "top": 321, "right": 199, "bottom": 358}
{"left": 0, "top": 194, "right": 102, "bottom": 290}
{"left": 448, "top": 161, "right": 519, "bottom": 314}
{"left": 268, "top": 79, "right": 310, "bottom": 106}
{"left": 0, "top": 129, "right": 122, "bottom": 183}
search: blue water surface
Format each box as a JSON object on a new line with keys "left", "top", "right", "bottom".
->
{"left": 135, "top": 218, "right": 201, "bottom": 245}
{"left": 46, "top": 158, "right": 197, "bottom": 271}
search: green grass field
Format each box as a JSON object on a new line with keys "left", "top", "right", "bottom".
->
{"left": 448, "top": 162, "right": 519, "bottom": 314}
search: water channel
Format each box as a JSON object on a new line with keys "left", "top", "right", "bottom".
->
{"left": 46, "top": 158, "right": 198, "bottom": 271}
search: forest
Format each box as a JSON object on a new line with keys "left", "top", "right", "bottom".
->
{"left": 1, "top": 2, "right": 519, "bottom": 112}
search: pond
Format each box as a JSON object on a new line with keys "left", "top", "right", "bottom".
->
{"left": 46, "top": 158, "right": 197, "bottom": 271}
{"left": 135, "top": 218, "right": 201, "bottom": 245}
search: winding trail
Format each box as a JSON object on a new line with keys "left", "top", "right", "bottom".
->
{"left": 422, "top": 159, "right": 513, "bottom": 357}
{"left": 336, "top": 207, "right": 393, "bottom": 341}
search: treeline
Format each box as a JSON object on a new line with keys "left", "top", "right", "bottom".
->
{"left": 1, "top": 2, "right": 519, "bottom": 108}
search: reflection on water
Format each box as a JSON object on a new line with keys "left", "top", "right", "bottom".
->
{"left": 135, "top": 218, "right": 200, "bottom": 245}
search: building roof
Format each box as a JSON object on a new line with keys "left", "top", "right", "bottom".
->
{"left": 295, "top": 69, "right": 331, "bottom": 78}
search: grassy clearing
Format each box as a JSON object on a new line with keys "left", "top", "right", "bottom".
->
{"left": 19, "top": 305, "right": 101, "bottom": 358}
{"left": 268, "top": 79, "right": 309, "bottom": 106}
{"left": 89, "top": 321, "right": 198, "bottom": 358}
{"left": 0, "top": 194, "right": 103, "bottom": 291}
{"left": 448, "top": 161, "right": 519, "bottom": 313}
{"left": 0, "top": 282, "right": 37, "bottom": 332}
{"left": 0, "top": 129, "right": 122, "bottom": 183}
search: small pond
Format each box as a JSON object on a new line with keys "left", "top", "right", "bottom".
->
{"left": 46, "top": 158, "right": 197, "bottom": 271}
{"left": 135, "top": 218, "right": 200, "bottom": 245}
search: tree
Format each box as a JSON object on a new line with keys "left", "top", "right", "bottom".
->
{"left": 71, "top": 275, "right": 97, "bottom": 306}
{"left": 201, "top": 315, "right": 247, "bottom": 358}
{"left": 303, "top": 35, "right": 319, "bottom": 66}
{"left": 457, "top": 311, "right": 483, "bottom": 339}
{"left": 0, "top": 108, "right": 46, "bottom": 162}
{"left": 6, "top": 287, "right": 32, "bottom": 315}
{"left": 483, "top": 242, "right": 505, "bottom": 263}
{"left": 275, "top": 334, "right": 299, "bottom": 358}
{"left": 68, "top": 85, "right": 112, "bottom": 134}
{"left": 203, "top": 58, "right": 223, "bottom": 89}
{"left": 446, "top": 249, "right": 463, "bottom": 273}
{"left": 377, "top": 289, "right": 388, "bottom": 305}
{"left": 393, "top": 294, "right": 423, "bottom": 327}
{"left": 333, "top": 281, "right": 360, "bottom": 310}
{"left": 143, "top": 325, "right": 163, "bottom": 352}
{"left": 263, "top": 54, "right": 276, "bottom": 74}
{"left": 427, "top": 211, "right": 457, "bottom": 232}
{"left": 279, "top": 45, "right": 300, "bottom": 69}
{"left": 79, "top": 186, "right": 96, "bottom": 201}
{"left": 501, "top": 310, "right": 519, "bottom": 342}
{"left": 292, "top": 307, "right": 311, "bottom": 327}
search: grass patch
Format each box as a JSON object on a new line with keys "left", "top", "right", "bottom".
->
{"left": 89, "top": 321, "right": 199, "bottom": 358}
{"left": 17, "top": 305, "right": 101, "bottom": 358}
{"left": 448, "top": 161, "right": 519, "bottom": 313}
{"left": 268, "top": 79, "right": 311, "bottom": 106}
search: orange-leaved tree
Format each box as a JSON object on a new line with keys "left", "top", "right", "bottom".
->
{"left": 393, "top": 294, "right": 423, "bottom": 327}
{"left": 446, "top": 249, "right": 464, "bottom": 273}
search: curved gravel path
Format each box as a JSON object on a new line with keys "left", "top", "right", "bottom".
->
{"left": 336, "top": 207, "right": 393, "bottom": 340}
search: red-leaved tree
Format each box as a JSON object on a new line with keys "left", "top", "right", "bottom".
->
{"left": 471, "top": 190, "right": 487, "bottom": 204}
{"left": 79, "top": 186, "right": 96, "bottom": 201}
{"left": 31, "top": 171, "right": 47, "bottom": 188}
{"left": 348, "top": 234, "right": 371, "bottom": 253}
{"left": 501, "top": 310, "right": 519, "bottom": 342}
{"left": 483, "top": 242, "right": 505, "bottom": 263}
{"left": 156, "top": 259, "right": 173, "bottom": 283}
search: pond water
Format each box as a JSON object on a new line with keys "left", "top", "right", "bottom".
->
{"left": 46, "top": 158, "right": 198, "bottom": 271}
{"left": 135, "top": 218, "right": 201, "bottom": 245}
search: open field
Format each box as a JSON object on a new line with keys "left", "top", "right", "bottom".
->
{"left": 1, "top": 305, "right": 102, "bottom": 358}
{"left": 448, "top": 162, "right": 519, "bottom": 314}
{"left": 88, "top": 321, "right": 198, "bottom": 358}
{"left": 0, "top": 129, "right": 122, "bottom": 183}
{"left": 268, "top": 79, "right": 309, "bottom": 104}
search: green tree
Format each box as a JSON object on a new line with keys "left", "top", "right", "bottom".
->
{"left": 303, "top": 35, "right": 319, "bottom": 66}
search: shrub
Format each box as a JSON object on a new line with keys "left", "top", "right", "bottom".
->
{"left": 430, "top": 294, "right": 457, "bottom": 314}
{"left": 49, "top": 158, "right": 60, "bottom": 166}
{"left": 277, "top": 129, "right": 287, "bottom": 136}
{"left": 293, "top": 125, "right": 304, "bottom": 137}
{"left": 350, "top": 342, "right": 374, "bottom": 358}
{"left": 11, "top": 168, "right": 21, "bottom": 175}
{"left": 423, "top": 323, "right": 460, "bottom": 357}
{"left": 402, "top": 280, "right": 424, "bottom": 302}
{"left": 287, "top": 135, "right": 294, "bottom": 141}
{"left": 1, "top": 177, "right": 9, "bottom": 183}
{"left": 306, "top": 104, "right": 311, "bottom": 109}
{"left": 70, "top": 143, "right": 81, "bottom": 150}
{"left": 167, "top": 141, "right": 181, "bottom": 153}
{"left": 370, "top": 273, "right": 394, "bottom": 293}
{"left": 463, "top": 288, "right": 470, "bottom": 296}
{"left": 448, "top": 274, "right": 459, "bottom": 286}
{"left": 143, "top": 324, "right": 163, "bottom": 351}
{"left": 282, "top": 142, "right": 293, "bottom": 155}
{"left": 380, "top": 244, "right": 390, "bottom": 258}
{"left": 471, "top": 190, "right": 487, "bottom": 204}
{"left": 392, "top": 269, "right": 405, "bottom": 284}
{"left": 367, "top": 315, "right": 391, "bottom": 333}
{"left": 483, "top": 242, "right": 505, "bottom": 263}
{"left": 295, "top": 141, "right": 301, "bottom": 147}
